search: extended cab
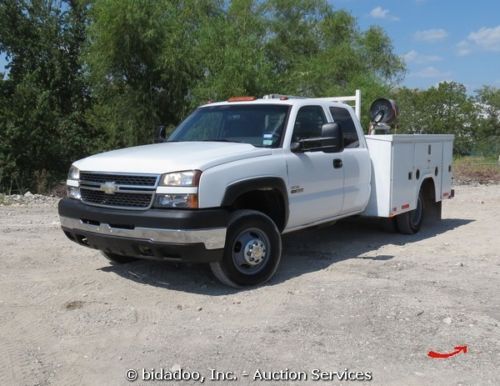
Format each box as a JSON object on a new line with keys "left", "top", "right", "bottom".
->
{"left": 59, "top": 91, "right": 454, "bottom": 287}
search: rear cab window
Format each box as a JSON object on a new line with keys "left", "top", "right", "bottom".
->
{"left": 329, "top": 106, "right": 359, "bottom": 148}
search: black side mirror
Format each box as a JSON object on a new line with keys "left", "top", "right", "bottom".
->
{"left": 291, "top": 123, "right": 344, "bottom": 153}
{"left": 320, "top": 122, "right": 344, "bottom": 152}
{"left": 155, "top": 125, "right": 167, "bottom": 143}
{"left": 321, "top": 122, "right": 339, "bottom": 137}
{"left": 290, "top": 141, "right": 302, "bottom": 152}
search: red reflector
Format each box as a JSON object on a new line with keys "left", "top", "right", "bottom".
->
{"left": 401, "top": 203, "right": 410, "bottom": 209}
{"left": 227, "top": 96, "right": 257, "bottom": 102}
{"left": 443, "top": 192, "right": 449, "bottom": 197}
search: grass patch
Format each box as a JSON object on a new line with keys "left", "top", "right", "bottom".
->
{"left": 454, "top": 156, "right": 500, "bottom": 184}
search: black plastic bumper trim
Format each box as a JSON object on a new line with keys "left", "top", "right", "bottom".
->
{"left": 58, "top": 198, "right": 229, "bottom": 229}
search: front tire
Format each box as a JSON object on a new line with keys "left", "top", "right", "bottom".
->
{"left": 396, "top": 190, "right": 424, "bottom": 234}
{"left": 210, "top": 210, "right": 282, "bottom": 287}
{"left": 101, "top": 251, "right": 138, "bottom": 265}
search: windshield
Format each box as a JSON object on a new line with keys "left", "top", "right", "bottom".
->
{"left": 168, "top": 104, "right": 290, "bottom": 148}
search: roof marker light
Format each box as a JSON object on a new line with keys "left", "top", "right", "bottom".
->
{"left": 227, "top": 96, "right": 257, "bottom": 102}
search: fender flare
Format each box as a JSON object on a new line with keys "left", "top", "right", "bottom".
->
{"left": 221, "top": 177, "right": 289, "bottom": 228}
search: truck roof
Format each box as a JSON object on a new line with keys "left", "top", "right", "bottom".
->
{"left": 201, "top": 98, "right": 352, "bottom": 108}
{"left": 199, "top": 89, "right": 362, "bottom": 121}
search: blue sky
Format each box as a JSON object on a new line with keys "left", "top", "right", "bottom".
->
{"left": 333, "top": 0, "right": 500, "bottom": 91}
{"left": 1, "top": 0, "right": 499, "bottom": 92}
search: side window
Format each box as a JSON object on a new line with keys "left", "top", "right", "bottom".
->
{"left": 329, "top": 107, "right": 359, "bottom": 148}
{"left": 292, "top": 106, "right": 326, "bottom": 142}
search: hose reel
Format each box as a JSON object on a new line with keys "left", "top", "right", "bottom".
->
{"left": 369, "top": 98, "right": 399, "bottom": 134}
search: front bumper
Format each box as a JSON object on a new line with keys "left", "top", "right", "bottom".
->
{"left": 58, "top": 198, "right": 228, "bottom": 262}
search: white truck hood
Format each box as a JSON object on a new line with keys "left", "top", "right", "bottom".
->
{"left": 73, "top": 142, "right": 272, "bottom": 174}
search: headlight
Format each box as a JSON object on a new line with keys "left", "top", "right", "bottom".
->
{"left": 67, "top": 165, "right": 80, "bottom": 199}
{"left": 160, "top": 170, "right": 201, "bottom": 187}
{"left": 154, "top": 194, "right": 198, "bottom": 208}
{"left": 67, "top": 186, "right": 81, "bottom": 200}
{"left": 68, "top": 165, "right": 80, "bottom": 180}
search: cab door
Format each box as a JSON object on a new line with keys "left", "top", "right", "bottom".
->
{"left": 329, "top": 106, "right": 371, "bottom": 214}
{"left": 285, "top": 105, "right": 344, "bottom": 228}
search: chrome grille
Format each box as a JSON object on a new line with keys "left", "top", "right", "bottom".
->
{"left": 79, "top": 172, "right": 159, "bottom": 210}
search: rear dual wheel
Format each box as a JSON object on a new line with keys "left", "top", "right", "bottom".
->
{"left": 396, "top": 191, "right": 424, "bottom": 234}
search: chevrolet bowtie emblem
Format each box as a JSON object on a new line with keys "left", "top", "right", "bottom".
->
{"left": 100, "top": 181, "right": 117, "bottom": 195}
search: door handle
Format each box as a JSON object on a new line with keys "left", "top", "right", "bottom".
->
{"left": 333, "top": 159, "right": 343, "bottom": 169}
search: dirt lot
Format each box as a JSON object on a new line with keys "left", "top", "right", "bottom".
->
{"left": 1, "top": 185, "right": 499, "bottom": 386}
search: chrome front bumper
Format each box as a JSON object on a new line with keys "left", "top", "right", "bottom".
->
{"left": 59, "top": 216, "right": 226, "bottom": 250}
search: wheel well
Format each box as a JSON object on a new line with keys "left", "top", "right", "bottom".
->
{"left": 419, "top": 176, "right": 442, "bottom": 223}
{"left": 229, "top": 189, "right": 287, "bottom": 231}
{"left": 420, "top": 177, "right": 436, "bottom": 203}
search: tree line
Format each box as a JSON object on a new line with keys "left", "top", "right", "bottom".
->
{"left": 0, "top": 0, "right": 498, "bottom": 194}
{"left": 393, "top": 83, "right": 499, "bottom": 157}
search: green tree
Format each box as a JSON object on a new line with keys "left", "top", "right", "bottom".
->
{"left": 1, "top": 0, "right": 407, "bottom": 193}
{"left": 86, "top": 0, "right": 405, "bottom": 140}
{"left": 187, "top": 0, "right": 404, "bottom": 130}
{"left": 392, "top": 82, "right": 477, "bottom": 155}
{"left": 0, "top": 0, "right": 92, "bottom": 193}
{"left": 474, "top": 86, "right": 500, "bottom": 157}
{"left": 191, "top": 0, "right": 274, "bottom": 103}
{"left": 261, "top": 1, "right": 404, "bottom": 129}
{"left": 85, "top": 0, "right": 220, "bottom": 147}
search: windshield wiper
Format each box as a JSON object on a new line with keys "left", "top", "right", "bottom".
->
{"left": 201, "top": 139, "right": 242, "bottom": 143}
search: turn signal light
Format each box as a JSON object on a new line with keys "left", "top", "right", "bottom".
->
{"left": 227, "top": 96, "right": 257, "bottom": 102}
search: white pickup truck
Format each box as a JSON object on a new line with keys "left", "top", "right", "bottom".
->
{"left": 59, "top": 91, "right": 454, "bottom": 287}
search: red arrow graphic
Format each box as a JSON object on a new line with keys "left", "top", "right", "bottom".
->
{"left": 427, "top": 345, "right": 468, "bottom": 359}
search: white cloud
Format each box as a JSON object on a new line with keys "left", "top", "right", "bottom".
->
{"left": 369, "top": 6, "right": 399, "bottom": 21}
{"left": 456, "top": 40, "right": 471, "bottom": 56}
{"left": 402, "top": 50, "right": 443, "bottom": 64}
{"left": 467, "top": 26, "right": 500, "bottom": 52}
{"left": 370, "top": 6, "right": 388, "bottom": 18}
{"left": 413, "top": 66, "right": 452, "bottom": 78}
{"left": 455, "top": 26, "right": 500, "bottom": 56}
{"left": 414, "top": 29, "right": 448, "bottom": 42}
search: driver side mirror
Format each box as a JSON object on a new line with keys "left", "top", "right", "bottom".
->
{"left": 320, "top": 122, "right": 344, "bottom": 153}
{"left": 291, "top": 122, "right": 344, "bottom": 153}
{"left": 155, "top": 125, "right": 167, "bottom": 143}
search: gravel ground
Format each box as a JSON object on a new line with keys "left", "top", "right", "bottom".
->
{"left": 0, "top": 185, "right": 499, "bottom": 386}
